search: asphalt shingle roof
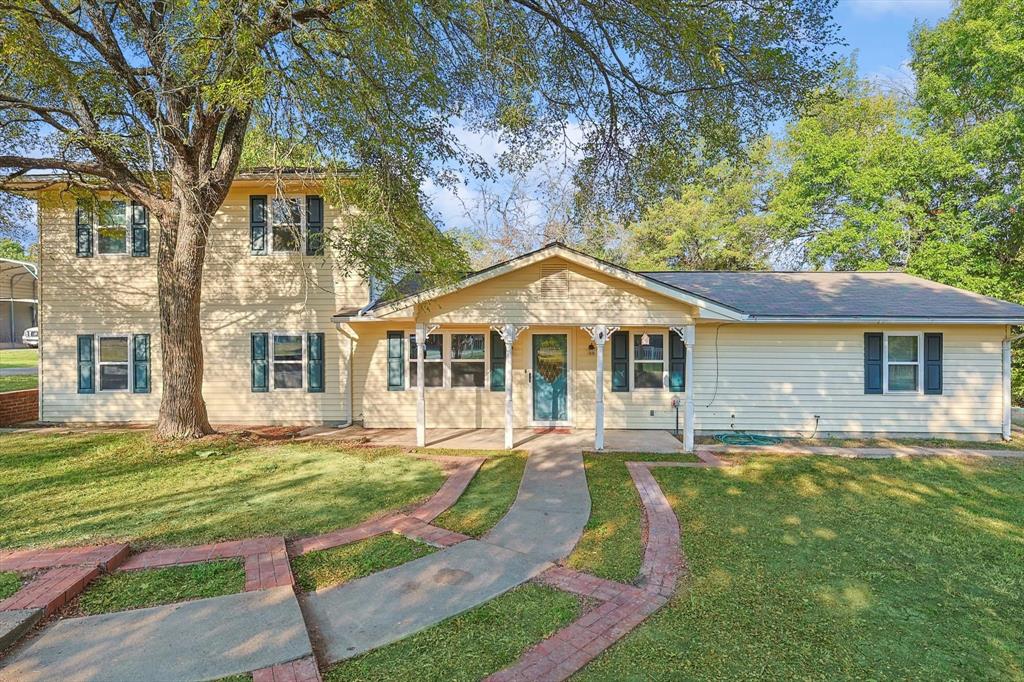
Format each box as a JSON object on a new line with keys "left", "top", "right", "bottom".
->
{"left": 642, "top": 271, "right": 1024, "bottom": 320}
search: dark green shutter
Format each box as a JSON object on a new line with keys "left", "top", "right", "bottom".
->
{"left": 251, "top": 332, "right": 269, "bottom": 392}
{"left": 669, "top": 333, "right": 686, "bottom": 392}
{"left": 132, "top": 334, "right": 151, "bottom": 393}
{"left": 250, "top": 196, "right": 268, "bottom": 255}
{"left": 387, "top": 331, "right": 404, "bottom": 390}
{"left": 306, "top": 195, "right": 324, "bottom": 256}
{"left": 864, "top": 332, "right": 883, "bottom": 394}
{"left": 490, "top": 330, "right": 506, "bottom": 391}
{"left": 76, "top": 202, "right": 93, "bottom": 257}
{"left": 923, "top": 333, "right": 943, "bottom": 395}
{"left": 307, "top": 332, "right": 325, "bottom": 392}
{"left": 77, "top": 334, "right": 95, "bottom": 393}
{"left": 611, "top": 330, "right": 629, "bottom": 392}
{"left": 131, "top": 201, "right": 149, "bottom": 257}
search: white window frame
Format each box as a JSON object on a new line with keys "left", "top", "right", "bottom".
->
{"left": 449, "top": 332, "right": 488, "bottom": 390}
{"left": 630, "top": 331, "right": 668, "bottom": 391}
{"left": 270, "top": 331, "right": 306, "bottom": 391}
{"left": 95, "top": 199, "right": 130, "bottom": 257}
{"left": 269, "top": 195, "right": 306, "bottom": 255}
{"left": 406, "top": 331, "right": 491, "bottom": 390}
{"left": 882, "top": 331, "right": 923, "bottom": 394}
{"left": 97, "top": 333, "right": 132, "bottom": 392}
{"left": 407, "top": 331, "right": 445, "bottom": 390}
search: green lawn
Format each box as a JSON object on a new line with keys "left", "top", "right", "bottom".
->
{"left": 0, "top": 431, "right": 445, "bottom": 549}
{"left": 325, "top": 584, "right": 581, "bottom": 682}
{"left": 0, "top": 375, "right": 37, "bottom": 393}
{"left": 78, "top": 560, "right": 244, "bottom": 615}
{"left": 292, "top": 535, "right": 435, "bottom": 592}
{"left": 575, "top": 455, "right": 1024, "bottom": 680}
{"left": 0, "top": 571, "right": 21, "bottom": 600}
{"left": 0, "top": 348, "right": 37, "bottom": 369}
{"left": 566, "top": 453, "right": 699, "bottom": 582}
{"left": 433, "top": 450, "right": 527, "bottom": 537}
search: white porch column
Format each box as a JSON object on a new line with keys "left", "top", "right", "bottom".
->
{"left": 683, "top": 325, "right": 696, "bottom": 452}
{"left": 414, "top": 323, "right": 439, "bottom": 447}
{"left": 492, "top": 324, "right": 528, "bottom": 449}
{"left": 582, "top": 325, "right": 619, "bottom": 451}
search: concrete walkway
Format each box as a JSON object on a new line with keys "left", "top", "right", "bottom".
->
{"left": 0, "top": 367, "right": 36, "bottom": 376}
{"left": 304, "top": 435, "right": 591, "bottom": 663}
{"left": 0, "top": 586, "right": 312, "bottom": 682}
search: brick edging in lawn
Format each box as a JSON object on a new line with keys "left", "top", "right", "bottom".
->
{"left": 252, "top": 655, "right": 323, "bottom": 682}
{"left": 486, "top": 456, "right": 727, "bottom": 682}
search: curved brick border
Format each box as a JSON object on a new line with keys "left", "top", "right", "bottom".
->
{"left": 486, "top": 452, "right": 730, "bottom": 682}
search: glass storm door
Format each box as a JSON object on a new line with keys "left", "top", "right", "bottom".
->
{"left": 532, "top": 334, "right": 568, "bottom": 422}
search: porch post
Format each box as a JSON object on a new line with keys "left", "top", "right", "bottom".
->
{"left": 583, "top": 325, "right": 619, "bottom": 451}
{"left": 493, "top": 324, "right": 527, "bottom": 449}
{"left": 414, "top": 323, "right": 439, "bottom": 448}
{"left": 683, "top": 324, "right": 696, "bottom": 452}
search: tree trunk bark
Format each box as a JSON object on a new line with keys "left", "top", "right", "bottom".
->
{"left": 155, "top": 194, "right": 215, "bottom": 439}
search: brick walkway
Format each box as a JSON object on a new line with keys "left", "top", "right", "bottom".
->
{"left": 0, "top": 544, "right": 129, "bottom": 617}
{"left": 486, "top": 452, "right": 729, "bottom": 682}
{"left": 253, "top": 655, "right": 323, "bottom": 682}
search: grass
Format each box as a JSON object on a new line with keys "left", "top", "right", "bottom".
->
{"left": 0, "top": 431, "right": 446, "bottom": 549}
{"left": 325, "top": 584, "right": 580, "bottom": 682}
{"left": 292, "top": 535, "right": 435, "bottom": 592}
{"left": 77, "top": 560, "right": 244, "bottom": 615}
{"left": 575, "top": 455, "right": 1024, "bottom": 680}
{"left": 696, "top": 432, "right": 1024, "bottom": 451}
{"left": 0, "top": 374, "right": 37, "bottom": 393}
{"left": 0, "top": 348, "right": 37, "bottom": 369}
{"left": 566, "top": 452, "right": 700, "bottom": 582}
{"left": 433, "top": 450, "right": 527, "bottom": 537}
{"left": 0, "top": 571, "right": 21, "bottom": 600}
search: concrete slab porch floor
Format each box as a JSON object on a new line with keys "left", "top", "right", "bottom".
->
{"left": 298, "top": 426, "right": 687, "bottom": 454}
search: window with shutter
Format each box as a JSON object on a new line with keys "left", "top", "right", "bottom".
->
{"left": 864, "top": 332, "right": 883, "bottom": 394}
{"left": 75, "top": 202, "right": 93, "bottom": 257}
{"left": 387, "top": 331, "right": 404, "bottom": 390}
{"left": 611, "top": 330, "right": 629, "bottom": 392}
{"left": 131, "top": 202, "right": 150, "bottom": 257}
{"left": 923, "top": 333, "right": 943, "bottom": 395}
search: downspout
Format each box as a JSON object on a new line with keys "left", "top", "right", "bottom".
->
{"left": 1004, "top": 329, "right": 1024, "bottom": 440}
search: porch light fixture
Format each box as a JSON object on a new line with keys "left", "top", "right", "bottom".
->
{"left": 588, "top": 342, "right": 596, "bottom": 355}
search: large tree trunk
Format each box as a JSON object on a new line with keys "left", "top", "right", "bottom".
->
{"left": 155, "top": 193, "right": 215, "bottom": 439}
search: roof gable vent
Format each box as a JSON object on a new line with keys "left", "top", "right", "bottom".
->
{"left": 538, "top": 265, "right": 569, "bottom": 299}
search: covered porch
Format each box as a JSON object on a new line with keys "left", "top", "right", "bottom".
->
{"left": 300, "top": 425, "right": 688, "bottom": 453}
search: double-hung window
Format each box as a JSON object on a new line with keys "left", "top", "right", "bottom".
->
{"left": 884, "top": 333, "right": 921, "bottom": 393}
{"left": 450, "top": 334, "right": 486, "bottom": 388}
{"left": 272, "top": 333, "right": 305, "bottom": 389}
{"left": 97, "top": 201, "right": 128, "bottom": 255}
{"left": 632, "top": 332, "right": 666, "bottom": 389}
{"left": 97, "top": 335, "right": 131, "bottom": 391}
{"left": 271, "top": 197, "right": 303, "bottom": 253}
{"left": 409, "top": 333, "right": 443, "bottom": 387}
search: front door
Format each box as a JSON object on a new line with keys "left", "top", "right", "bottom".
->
{"left": 532, "top": 334, "right": 568, "bottom": 423}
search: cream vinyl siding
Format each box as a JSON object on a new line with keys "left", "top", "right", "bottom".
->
{"left": 383, "top": 257, "right": 695, "bottom": 326}
{"left": 692, "top": 324, "right": 1004, "bottom": 439}
{"left": 37, "top": 184, "right": 367, "bottom": 424}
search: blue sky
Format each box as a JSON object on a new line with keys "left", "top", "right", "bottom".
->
{"left": 427, "top": 0, "right": 954, "bottom": 234}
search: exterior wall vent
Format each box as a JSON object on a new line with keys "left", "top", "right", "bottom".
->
{"left": 538, "top": 265, "right": 569, "bottom": 299}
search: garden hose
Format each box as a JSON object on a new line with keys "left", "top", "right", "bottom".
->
{"left": 714, "top": 433, "right": 783, "bottom": 446}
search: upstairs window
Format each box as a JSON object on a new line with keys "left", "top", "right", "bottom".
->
{"left": 97, "top": 201, "right": 128, "bottom": 255}
{"left": 272, "top": 334, "right": 304, "bottom": 389}
{"left": 98, "top": 335, "right": 130, "bottom": 391}
{"left": 271, "top": 197, "right": 303, "bottom": 253}
{"left": 451, "top": 334, "right": 486, "bottom": 388}
{"left": 409, "top": 333, "right": 443, "bottom": 387}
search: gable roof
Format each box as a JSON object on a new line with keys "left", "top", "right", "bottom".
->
{"left": 644, "top": 271, "right": 1024, "bottom": 322}
{"left": 336, "top": 242, "right": 1024, "bottom": 324}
